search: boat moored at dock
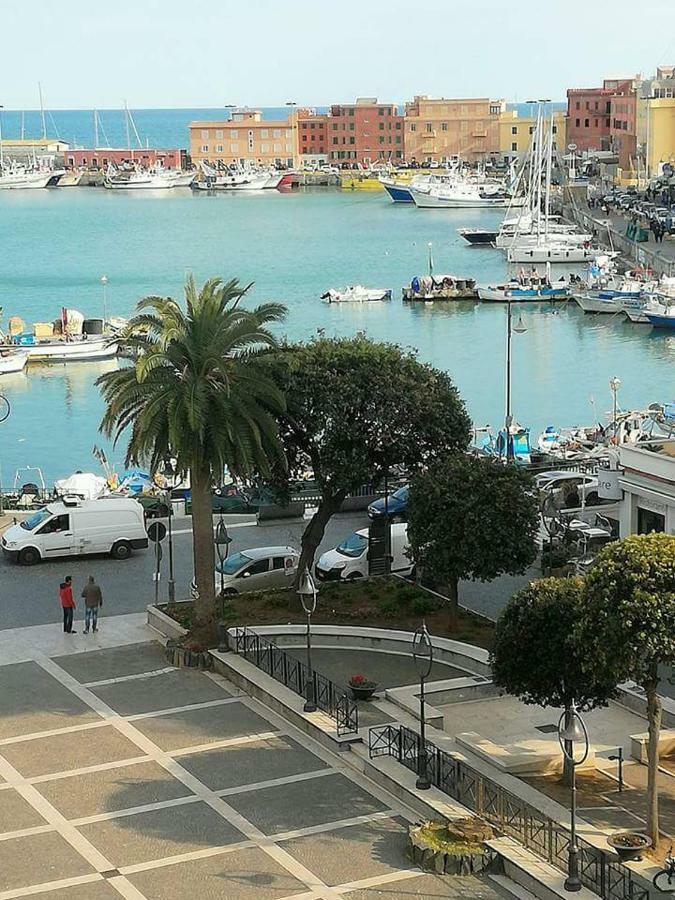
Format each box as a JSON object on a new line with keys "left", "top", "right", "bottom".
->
{"left": 402, "top": 274, "right": 478, "bottom": 301}
{"left": 0, "top": 349, "right": 28, "bottom": 375}
{"left": 321, "top": 286, "right": 392, "bottom": 303}
{"left": 478, "top": 278, "right": 570, "bottom": 302}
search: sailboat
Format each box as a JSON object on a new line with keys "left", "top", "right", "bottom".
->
{"left": 0, "top": 86, "right": 65, "bottom": 189}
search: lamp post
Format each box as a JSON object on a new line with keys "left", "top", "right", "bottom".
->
{"left": 297, "top": 567, "right": 318, "bottom": 712}
{"left": 161, "top": 456, "right": 179, "bottom": 604}
{"left": 412, "top": 622, "right": 433, "bottom": 790}
{"left": 214, "top": 516, "right": 232, "bottom": 602}
{"left": 100, "top": 275, "right": 108, "bottom": 326}
{"left": 609, "top": 376, "right": 621, "bottom": 440}
{"left": 558, "top": 701, "right": 590, "bottom": 892}
{"left": 505, "top": 300, "right": 527, "bottom": 461}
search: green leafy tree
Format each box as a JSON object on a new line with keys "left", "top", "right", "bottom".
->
{"left": 579, "top": 534, "right": 675, "bottom": 846}
{"left": 268, "top": 336, "right": 471, "bottom": 582}
{"left": 407, "top": 455, "right": 539, "bottom": 609}
{"left": 491, "top": 577, "right": 617, "bottom": 782}
{"left": 97, "top": 276, "right": 287, "bottom": 636}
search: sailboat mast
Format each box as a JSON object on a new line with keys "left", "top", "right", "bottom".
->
{"left": 38, "top": 82, "right": 47, "bottom": 140}
{"left": 0, "top": 107, "right": 4, "bottom": 169}
{"left": 94, "top": 110, "right": 99, "bottom": 149}
{"left": 535, "top": 105, "right": 544, "bottom": 241}
{"left": 124, "top": 101, "right": 132, "bottom": 158}
{"left": 544, "top": 114, "right": 554, "bottom": 241}
{"left": 20, "top": 111, "right": 25, "bottom": 141}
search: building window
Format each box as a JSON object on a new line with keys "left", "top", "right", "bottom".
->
{"left": 584, "top": 118, "right": 589, "bottom": 127}
{"left": 395, "top": 136, "right": 401, "bottom": 144}
{"left": 216, "top": 144, "right": 223, "bottom": 152}
{"left": 230, "top": 130, "right": 238, "bottom": 139}
{"left": 200, "top": 145, "right": 208, "bottom": 152}
{"left": 529, "top": 126, "right": 534, "bottom": 134}
{"left": 395, "top": 121, "right": 401, "bottom": 129}
{"left": 349, "top": 123, "right": 355, "bottom": 131}
{"left": 200, "top": 129, "right": 209, "bottom": 139}
{"left": 349, "top": 137, "right": 355, "bottom": 144}
{"left": 230, "top": 143, "right": 238, "bottom": 152}
{"left": 215, "top": 130, "right": 223, "bottom": 139}
{"left": 286, "top": 143, "right": 292, "bottom": 152}
{"left": 332, "top": 123, "right": 338, "bottom": 131}
{"left": 426, "top": 122, "right": 433, "bottom": 133}
{"left": 273, "top": 143, "right": 281, "bottom": 152}
{"left": 410, "top": 123, "right": 416, "bottom": 132}
{"left": 348, "top": 108, "right": 354, "bottom": 116}
{"left": 512, "top": 126, "right": 517, "bottom": 135}
{"left": 441, "top": 122, "right": 448, "bottom": 131}
{"left": 285, "top": 129, "right": 292, "bottom": 137}
{"left": 575, "top": 101, "right": 580, "bottom": 110}
{"left": 310, "top": 123, "right": 315, "bottom": 129}
{"left": 490, "top": 104, "right": 500, "bottom": 115}
{"left": 81, "top": 157, "right": 88, "bottom": 165}
{"left": 272, "top": 129, "right": 281, "bottom": 138}
{"left": 594, "top": 119, "right": 598, "bottom": 127}
{"left": 552, "top": 125, "right": 557, "bottom": 134}
{"left": 261, "top": 129, "right": 268, "bottom": 138}
{"left": 378, "top": 107, "right": 385, "bottom": 115}
{"left": 511, "top": 142, "right": 518, "bottom": 151}
{"left": 575, "top": 118, "right": 580, "bottom": 127}
{"left": 332, "top": 137, "right": 338, "bottom": 145}
{"left": 379, "top": 122, "right": 384, "bottom": 130}
{"left": 379, "top": 137, "right": 385, "bottom": 144}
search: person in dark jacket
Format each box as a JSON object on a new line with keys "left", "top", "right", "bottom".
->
{"left": 59, "top": 576, "right": 76, "bottom": 634}
{"left": 82, "top": 576, "right": 103, "bottom": 634}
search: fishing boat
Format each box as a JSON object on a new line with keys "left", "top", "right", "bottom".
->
{"left": 104, "top": 163, "right": 194, "bottom": 190}
{"left": 0, "top": 349, "right": 28, "bottom": 374}
{"left": 411, "top": 181, "right": 524, "bottom": 209}
{"left": 644, "top": 297, "right": 675, "bottom": 329}
{"left": 24, "top": 336, "right": 118, "bottom": 362}
{"left": 402, "top": 274, "right": 478, "bottom": 301}
{"left": 321, "top": 286, "right": 392, "bottom": 303}
{"left": 194, "top": 162, "right": 282, "bottom": 191}
{"left": 478, "top": 278, "right": 570, "bottom": 302}
{"left": 3, "top": 309, "right": 119, "bottom": 363}
{"left": 0, "top": 161, "right": 64, "bottom": 190}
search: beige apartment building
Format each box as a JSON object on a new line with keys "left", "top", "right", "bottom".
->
{"left": 189, "top": 109, "right": 299, "bottom": 167}
{"left": 499, "top": 110, "right": 567, "bottom": 162}
{"left": 403, "top": 96, "right": 505, "bottom": 162}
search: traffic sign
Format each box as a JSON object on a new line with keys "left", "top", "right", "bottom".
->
{"left": 148, "top": 521, "right": 167, "bottom": 543}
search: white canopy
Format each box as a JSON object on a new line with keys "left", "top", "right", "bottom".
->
{"left": 54, "top": 472, "right": 108, "bottom": 500}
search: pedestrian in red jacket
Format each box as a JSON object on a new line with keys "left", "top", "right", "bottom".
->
{"left": 59, "top": 576, "right": 76, "bottom": 634}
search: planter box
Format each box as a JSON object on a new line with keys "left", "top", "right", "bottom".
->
{"left": 147, "top": 603, "right": 189, "bottom": 640}
{"left": 165, "top": 640, "right": 212, "bottom": 670}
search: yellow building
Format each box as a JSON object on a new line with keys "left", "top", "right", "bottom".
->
{"left": 403, "top": 96, "right": 505, "bottom": 162}
{"left": 498, "top": 110, "right": 566, "bottom": 162}
{"left": 642, "top": 97, "right": 675, "bottom": 177}
{"left": 189, "top": 109, "right": 299, "bottom": 167}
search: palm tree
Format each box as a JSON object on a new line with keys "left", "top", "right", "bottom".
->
{"left": 97, "top": 276, "right": 287, "bottom": 637}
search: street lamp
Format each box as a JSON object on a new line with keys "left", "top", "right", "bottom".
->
{"left": 100, "top": 275, "right": 108, "bottom": 327}
{"left": 161, "top": 456, "right": 179, "bottom": 604}
{"left": 214, "top": 516, "right": 232, "bottom": 601}
{"left": 609, "top": 377, "right": 621, "bottom": 440}
{"left": 558, "top": 701, "right": 590, "bottom": 893}
{"left": 505, "top": 301, "right": 527, "bottom": 461}
{"left": 297, "top": 567, "right": 318, "bottom": 712}
{"left": 412, "top": 622, "right": 434, "bottom": 790}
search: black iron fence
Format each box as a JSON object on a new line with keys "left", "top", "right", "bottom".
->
{"left": 369, "top": 724, "right": 649, "bottom": 900}
{"left": 231, "top": 627, "right": 359, "bottom": 736}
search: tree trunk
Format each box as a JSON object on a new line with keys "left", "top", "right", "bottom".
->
{"left": 191, "top": 464, "right": 217, "bottom": 636}
{"left": 644, "top": 670, "right": 662, "bottom": 848}
{"left": 293, "top": 491, "right": 346, "bottom": 592}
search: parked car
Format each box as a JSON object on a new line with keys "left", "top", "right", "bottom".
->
{"left": 1, "top": 497, "right": 148, "bottom": 565}
{"left": 315, "top": 522, "right": 413, "bottom": 581}
{"left": 199, "top": 546, "right": 300, "bottom": 597}
{"left": 367, "top": 485, "right": 410, "bottom": 521}
{"left": 535, "top": 471, "right": 600, "bottom": 506}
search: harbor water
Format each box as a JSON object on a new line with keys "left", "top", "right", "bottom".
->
{"left": 0, "top": 186, "right": 673, "bottom": 484}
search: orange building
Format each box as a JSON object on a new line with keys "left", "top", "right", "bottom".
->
{"left": 326, "top": 98, "right": 404, "bottom": 166}
{"left": 297, "top": 109, "right": 329, "bottom": 161}
{"left": 403, "top": 96, "right": 505, "bottom": 162}
{"left": 189, "top": 109, "right": 299, "bottom": 168}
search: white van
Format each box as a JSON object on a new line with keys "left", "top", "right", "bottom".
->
{"left": 1, "top": 497, "right": 149, "bottom": 565}
{"left": 315, "top": 522, "right": 413, "bottom": 581}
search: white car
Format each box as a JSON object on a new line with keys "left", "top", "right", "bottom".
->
{"left": 203, "top": 545, "right": 300, "bottom": 596}
{"left": 536, "top": 471, "right": 600, "bottom": 505}
{"left": 315, "top": 523, "right": 413, "bottom": 582}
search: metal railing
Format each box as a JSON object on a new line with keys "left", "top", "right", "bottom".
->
{"left": 369, "top": 723, "right": 649, "bottom": 900}
{"left": 232, "top": 626, "right": 358, "bottom": 736}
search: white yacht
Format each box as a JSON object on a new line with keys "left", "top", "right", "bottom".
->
{"left": 0, "top": 161, "right": 64, "bottom": 190}
{"left": 104, "top": 163, "right": 194, "bottom": 190}
{"left": 411, "top": 181, "right": 524, "bottom": 209}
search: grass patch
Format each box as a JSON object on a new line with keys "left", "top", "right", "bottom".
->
{"left": 161, "top": 576, "right": 494, "bottom": 649}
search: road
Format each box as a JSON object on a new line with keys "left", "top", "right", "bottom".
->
{"left": 0, "top": 512, "right": 367, "bottom": 630}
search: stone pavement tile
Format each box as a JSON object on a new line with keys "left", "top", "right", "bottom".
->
{"left": 280, "top": 815, "right": 410, "bottom": 886}
{"left": 0, "top": 787, "right": 49, "bottom": 833}
{"left": 127, "top": 845, "right": 307, "bottom": 900}
{"left": 0, "top": 661, "right": 100, "bottom": 740}
{"left": 90, "top": 668, "right": 230, "bottom": 716}
{"left": 0, "top": 725, "right": 145, "bottom": 778}
{"left": 347, "top": 874, "right": 506, "bottom": 898}
{"left": 227, "top": 772, "right": 388, "bottom": 835}
{"left": 35, "top": 760, "right": 194, "bottom": 819}
{"left": 79, "top": 800, "right": 246, "bottom": 867}
{"left": 132, "top": 701, "right": 275, "bottom": 752}
{"left": 52, "top": 642, "right": 169, "bottom": 683}
{"left": 178, "top": 734, "right": 329, "bottom": 791}
{"left": 577, "top": 806, "right": 645, "bottom": 830}
{"left": 21, "top": 883, "right": 123, "bottom": 900}
{"left": 0, "top": 831, "right": 95, "bottom": 893}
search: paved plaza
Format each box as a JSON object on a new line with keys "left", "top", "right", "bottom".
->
{"left": 0, "top": 637, "right": 511, "bottom": 900}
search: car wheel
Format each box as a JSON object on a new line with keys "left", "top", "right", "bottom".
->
{"left": 111, "top": 540, "right": 132, "bottom": 560}
{"left": 18, "top": 546, "right": 40, "bottom": 566}
{"left": 220, "top": 588, "right": 237, "bottom": 597}
{"left": 346, "top": 571, "right": 362, "bottom": 581}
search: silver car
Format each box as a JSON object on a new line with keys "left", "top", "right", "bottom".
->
{"left": 211, "top": 545, "right": 300, "bottom": 596}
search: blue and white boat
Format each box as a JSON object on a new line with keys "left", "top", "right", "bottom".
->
{"left": 478, "top": 279, "right": 570, "bottom": 302}
{"left": 644, "top": 297, "right": 675, "bottom": 329}
{"left": 380, "top": 177, "right": 414, "bottom": 203}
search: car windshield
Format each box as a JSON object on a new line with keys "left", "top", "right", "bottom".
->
{"left": 20, "top": 507, "right": 52, "bottom": 531}
{"left": 336, "top": 532, "right": 368, "bottom": 558}
{"left": 392, "top": 486, "right": 409, "bottom": 501}
{"left": 217, "top": 551, "right": 252, "bottom": 575}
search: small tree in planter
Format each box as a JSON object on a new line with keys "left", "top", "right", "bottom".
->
{"left": 578, "top": 533, "right": 675, "bottom": 848}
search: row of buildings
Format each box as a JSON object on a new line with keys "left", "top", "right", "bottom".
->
{"left": 188, "top": 99, "right": 566, "bottom": 170}
{"left": 566, "top": 66, "right": 675, "bottom": 179}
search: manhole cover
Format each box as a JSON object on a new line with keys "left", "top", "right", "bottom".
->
{"left": 535, "top": 724, "right": 559, "bottom": 734}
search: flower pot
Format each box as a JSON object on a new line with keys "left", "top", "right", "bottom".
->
{"left": 350, "top": 684, "right": 378, "bottom": 701}
{"left": 607, "top": 832, "right": 650, "bottom": 862}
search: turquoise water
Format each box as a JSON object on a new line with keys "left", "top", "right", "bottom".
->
{"left": 0, "top": 186, "right": 673, "bottom": 484}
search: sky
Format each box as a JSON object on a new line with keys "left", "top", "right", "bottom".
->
{"left": 2, "top": 0, "right": 675, "bottom": 110}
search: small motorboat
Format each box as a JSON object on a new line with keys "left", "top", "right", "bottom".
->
{"left": 457, "top": 228, "right": 499, "bottom": 246}
{"left": 0, "top": 348, "right": 28, "bottom": 375}
{"left": 478, "top": 278, "right": 570, "bottom": 302}
{"left": 321, "top": 286, "right": 392, "bottom": 303}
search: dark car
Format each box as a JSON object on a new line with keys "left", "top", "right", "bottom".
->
{"left": 367, "top": 485, "right": 410, "bottom": 520}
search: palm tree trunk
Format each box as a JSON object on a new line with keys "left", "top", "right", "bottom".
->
{"left": 294, "top": 491, "right": 346, "bottom": 591}
{"left": 191, "top": 464, "right": 217, "bottom": 635}
{"left": 644, "top": 669, "right": 662, "bottom": 847}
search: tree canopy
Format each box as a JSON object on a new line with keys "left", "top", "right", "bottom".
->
{"left": 407, "top": 454, "right": 539, "bottom": 603}
{"left": 491, "top": 576, "right": 617, "bottom": 711}
{"left": 267, "top": 335, "right": 472, "bottom": 578}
